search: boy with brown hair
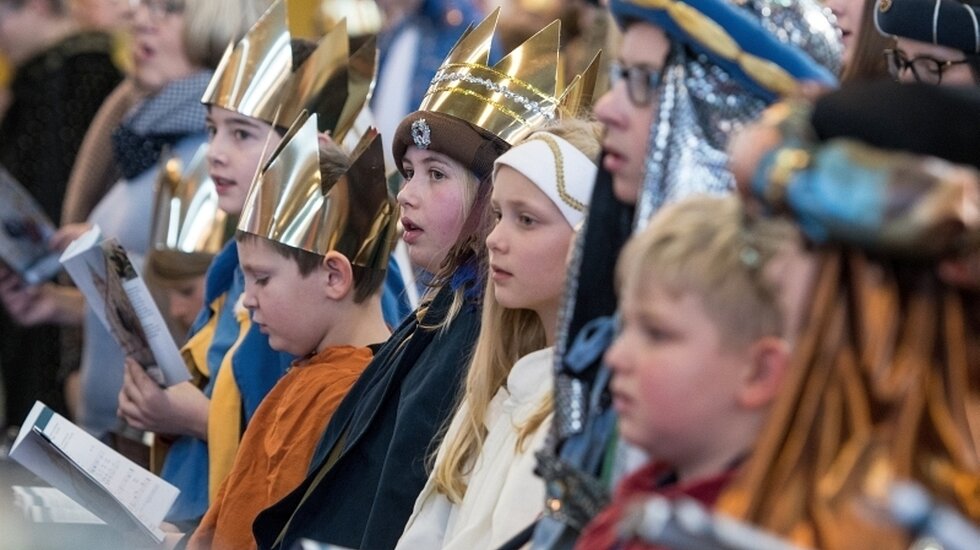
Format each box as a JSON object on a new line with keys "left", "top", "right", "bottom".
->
{"left": 576, "top": 195, "right": 815, "bottom": 549}
{"left": 180, "top": 114, "right": 397, "bottom": 550}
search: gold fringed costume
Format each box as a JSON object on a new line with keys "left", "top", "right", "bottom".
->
{"left": 717, "top": 96, "right": 980, "bottom": 549}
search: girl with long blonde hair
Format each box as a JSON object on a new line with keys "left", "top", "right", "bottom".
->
{"left": 397, "top": 118, "right": 602, "bottom": 550}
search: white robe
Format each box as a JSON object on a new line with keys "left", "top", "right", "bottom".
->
{"left": 397, "top": 347, "right": 554, "bottom": 550}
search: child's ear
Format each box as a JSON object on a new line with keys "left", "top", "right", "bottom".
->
{"left": 738, "top": 336, "right": 792, "bottom": 409}
{"left": 320, "top": 251, "right": 354, "bottom": 301}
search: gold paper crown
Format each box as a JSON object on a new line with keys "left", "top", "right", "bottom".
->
{"left": 201, "top": 0, "right": 378, "bottom": 142}
{"left": 420, "top": 9, "right": 601, "bottom": 145}
{"left": 238, "top": 113, "right": 397, "bottom": 271}
{"left": 151, "top": 144, "right": 230, "bottom": 257}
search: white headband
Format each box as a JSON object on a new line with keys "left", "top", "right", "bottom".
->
{"left": 493, "top": 132, "right": 598, "bottom": 228}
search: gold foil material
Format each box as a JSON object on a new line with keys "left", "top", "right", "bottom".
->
{"left": 238, "top": 113, "right": 397, "bottom": 270}
{"left": 151, "top": 144, "right": 229, "bottom": 256}
{"left": 419, "top": 8, "right": 601, "bottom": 146}
{"left": 201, "top": 0, "right": 377, "bottom": 143}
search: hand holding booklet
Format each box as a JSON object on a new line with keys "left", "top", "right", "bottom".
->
{"left": 9, "top": 401, "right": 180, "bottom": 543}
{"left": 0, "top": 165, "right": 62, "bottom": 284}
{"left": 60, "top": 225, "right": 190, "bottom": 387}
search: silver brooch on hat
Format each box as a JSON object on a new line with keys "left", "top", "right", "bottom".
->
{"left": 411, "top": 118, "right": 431, "bottom": 149}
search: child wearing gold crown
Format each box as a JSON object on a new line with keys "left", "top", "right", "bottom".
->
{"left": 395, "top": 118, "right": 601, "bottom": 550}
{"left": 116, "top": 0, "right": 410, "bottom": 525}
{"left": 251, "top": 12, "right": 599, "bottom": 550}
{"left": 169, "top": 116, "right": 397, "bottom": 550}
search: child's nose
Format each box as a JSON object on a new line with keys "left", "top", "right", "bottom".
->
{"left": 486, "top": 222, "right": 506, "bottom": 253}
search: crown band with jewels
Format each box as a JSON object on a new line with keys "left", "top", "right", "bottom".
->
{"left": 201, "top": 0, "right": 378, "bottom": 142}
{"left": 392, "top": 12, "right": 600, "bottom": 180}
{"left": 238, "top": 113, "right": 397, "bottom": 270}
{"left": 417, "top": 8, "right": 601, "bottom": 146}
{"left": 150, "top": 144, "right": 229, "bottom": 258}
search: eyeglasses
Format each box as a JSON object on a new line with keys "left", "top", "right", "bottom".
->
{"left": 608, "top": 61, "right": 663, "bottom": 107}
{"left": 884, "top": 48, "right": 969, "bottom": 85}
{"left": 130, "top": 0, "right": 184, "bottom": 19}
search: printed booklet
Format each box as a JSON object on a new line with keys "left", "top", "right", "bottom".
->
{"left": 0, "top": 165, "right": 62, "bottom": 284}
{"left": 60, "top": 225, "right": 189, "bottom": 386}
{"left": 9, "top": 401, "right": 180, "bottom": 543}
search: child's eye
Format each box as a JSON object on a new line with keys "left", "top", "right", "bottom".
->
{"left": 402, "top": 167, "right": 415, "bottom": 180}
{"left": 641, "top": 323, "right": 671, "bottom": 342}
{"left": 205, "top": 124, "right": 217, "bottom": 138}
{"left": 491, "top": 209, "right": 502, "bottom": 223}
{"left": 430, "top": 169, "right": 446, "bottom": 181}
{"left": 518, "top": 214, "right": 536, "bottom": 227}
{"left": 233, "top": 129, "right": 252, "bottom": 141}
{"left": 254, "top": 275, "right": 269, "bottom": 287}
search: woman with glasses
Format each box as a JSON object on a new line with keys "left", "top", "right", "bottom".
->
{"left": 875, "top": 0, "right": 980, "bottom": 85}
{"left": 0, "top": 0, "right": 266, "bottom": 450}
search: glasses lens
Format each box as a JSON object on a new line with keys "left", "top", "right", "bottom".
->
{"left": 911, "top": 57, "right": 943, "bottom": 84}
{"left": 624, "top": 68, "right": 645, "bottom": 106}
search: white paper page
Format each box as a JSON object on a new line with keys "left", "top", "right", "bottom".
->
{"left": 9, "top": 402, "right": 179, "bottom": 542}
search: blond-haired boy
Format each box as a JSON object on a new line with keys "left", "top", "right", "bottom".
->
{"left": 577, "top": 194, "right": 814, "bottom": 549}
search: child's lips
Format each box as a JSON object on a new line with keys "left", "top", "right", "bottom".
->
{"left": 610, "top": 386, "right": 632, "bottom": 414}
{"left": 602, "top": 147, "right": 627, "bottom": 175}
{"left": 490, "top": 265, "right": 513, "bottom": 281}
{"left": 212, "top": 176, "right": 236, "bottom": 194}
{"left": 401, "top": 217, "right": 423, "bottom": 244}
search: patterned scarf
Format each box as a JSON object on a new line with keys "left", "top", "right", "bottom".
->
{"left": 111, "top": 70, "right": 212, "bottom": 180}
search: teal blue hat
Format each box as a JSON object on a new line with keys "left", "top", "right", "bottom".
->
{"left": 875, "top": 0, "right": 980, "bottom": 54}
{"left": 608, "top": 0, "right": 840, "bottom": 101}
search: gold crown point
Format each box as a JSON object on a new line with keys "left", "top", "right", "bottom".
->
{"left": 444, "top": 7, "right": 500, "bottom": 66}
{"left": 495, "top": 19, "right": 563, "bottom": 97}
{"left": 558, "top": 50, "right": 601, "bottom": 117}
{"left": 419, "top": 11, "right": 597, "bottom": 145}
{"left": 334, "top": 33, "right": 378, "bottom": 142}
{"left": 202, "top": 0, "right": 376, "bottom": 142}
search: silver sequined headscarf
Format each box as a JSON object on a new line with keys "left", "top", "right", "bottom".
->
{"left": 635, "top": 0, "right": 842, "bottom": 229}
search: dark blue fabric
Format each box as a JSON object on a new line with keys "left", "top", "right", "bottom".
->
{"left": 381, "top": 253, "right": 413, "bottom": 328}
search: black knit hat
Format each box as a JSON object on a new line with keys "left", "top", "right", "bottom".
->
{"left": 875, "top": 0, "right": 980, "bottom": 54}
{"left": 811, "top": 81, "right": 980, "bottom": 169}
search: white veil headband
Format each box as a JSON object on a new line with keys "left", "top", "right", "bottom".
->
{"left": 493, "top": 132, "right": 598, "bottom": 228}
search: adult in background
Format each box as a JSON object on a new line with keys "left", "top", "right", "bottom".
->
{"left": 875, "top": 0, "right": 980, "bottom": 85}
{"left": 0, "top": 0, "right": 122, "bottom": 430}
{"left": 0, "top": 0, "right": 267, "bottom": 442}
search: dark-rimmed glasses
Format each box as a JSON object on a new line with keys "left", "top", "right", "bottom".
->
{"left": 608, "top": 62, "right": 663, "bottom": 107}
{"left": 130, "top": 0, "right": 184, "bottom": 19}
{"left": 884, "top": 48, "right": 970, "bottom": 85}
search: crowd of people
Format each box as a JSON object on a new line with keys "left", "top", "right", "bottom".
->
{"left": 0, "top": 0, "right": 979, "bottom": 548}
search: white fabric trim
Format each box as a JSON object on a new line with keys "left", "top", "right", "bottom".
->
{"left": 493, "top": 132, "right": 597, "bottom": 228}
{"left": 964, "top": 3, "right": 980, "bottom": 53}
